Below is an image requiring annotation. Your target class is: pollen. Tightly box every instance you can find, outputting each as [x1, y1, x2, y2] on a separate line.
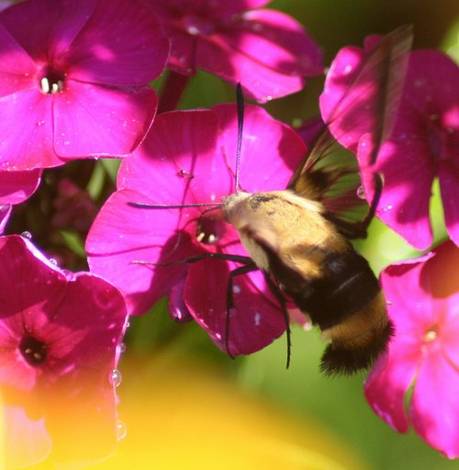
[423, 328, 438, 343]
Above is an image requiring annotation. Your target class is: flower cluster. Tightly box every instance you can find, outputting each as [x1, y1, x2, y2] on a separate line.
[1, 0, 459, 464]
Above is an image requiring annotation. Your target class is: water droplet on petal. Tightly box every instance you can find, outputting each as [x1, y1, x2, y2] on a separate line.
[21, 231, 32, 240]
[343, 64, 353, 74]
[49, 258, 58, 265]
[116, 420, 127, 441]
[118, 343, 127, 354]
[111, 369, 122, 388]
[264, 95, 273, 102]
[382, 204, 393, 213]
[356, 185, 366, 200]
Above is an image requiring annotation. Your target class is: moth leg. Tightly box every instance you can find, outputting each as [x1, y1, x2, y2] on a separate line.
[330, 172, 383, 240]
[262, 274, 292, 369]
[132, 252, 253, 267]
[225, 262, 258, 358]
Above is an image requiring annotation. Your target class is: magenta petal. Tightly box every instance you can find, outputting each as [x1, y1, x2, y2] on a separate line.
[185, 258, 285, 355]
[46, 272, 126, 374]
[0, 90, 59, 170]
[0, 204, 10, 233]
[214, 104, 307, 192]
[86, 189, 197, 315]
[196, 35, 306, 102]
[0, 169, 41, 204]
[53, 81, 157, 158]
[118, 109, 229, 203]
[411, 348, 459, 459]
[365, 339, 418, 432]
[0, 235, 68, 319]
[358, 132, 434, 250]
[0, 0, 96, 62]
[0, 23, 36, 97]
[67, 0, 169, 86]
[222, 9, 322, 77]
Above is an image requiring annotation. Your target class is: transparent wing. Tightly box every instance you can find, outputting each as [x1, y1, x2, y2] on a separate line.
[289, 25, 413, 232]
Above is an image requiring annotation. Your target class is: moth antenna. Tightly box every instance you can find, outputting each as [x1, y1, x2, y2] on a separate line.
[235, 83, 245, 193]
[128, 201, 224, 210]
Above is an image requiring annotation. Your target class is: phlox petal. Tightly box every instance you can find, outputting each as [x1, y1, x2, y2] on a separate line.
[86, 189, 198, 315]
[0, 23, 36, 97]
[118, 109, 229, 203]
[185, 258, 286, 355]
[218, 9, 322, 77]
[0, 89, 58, 170]
[53, 81, 157, 158]
[0, 169, 41, 204]
[66, 0, 169, 87]
[358, 131, 434, 250]
[365, 339, 419, 432]
[197, 37, 306, 102]
[214, 104, 307, 192]
[411, 348, 459, 459]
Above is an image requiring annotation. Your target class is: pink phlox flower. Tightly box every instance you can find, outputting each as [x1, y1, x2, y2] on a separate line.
[86, 105, 307, 356]
[147, 0, 323, 102]
[365, 241, 459, 459]
[0, 234, 128, 464]
[321, 40, 459, 249]
[0, 0, 169, 171]
[0, 168, 41, 232]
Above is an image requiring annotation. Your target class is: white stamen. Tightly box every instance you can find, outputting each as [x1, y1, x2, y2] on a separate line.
[40, 77, 50, 94]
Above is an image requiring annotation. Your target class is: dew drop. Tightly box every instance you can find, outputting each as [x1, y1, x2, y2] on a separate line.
[233, 284, 241, 294]
[264, 95, 273, 102]
[343, 64, 353, 74]
[111, 369, 122, 388]
[116, 420, 127, 441]
[356, 185, 366, 200]
[49, 258, 58, 265]
[118, 342, 127, 354]
[21, 231, 32, 240]
[36, 120, 45, 127]
[382, 204, 393, 213]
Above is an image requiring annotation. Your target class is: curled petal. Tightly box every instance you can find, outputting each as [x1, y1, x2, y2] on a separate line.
[0, 169, 41, 204]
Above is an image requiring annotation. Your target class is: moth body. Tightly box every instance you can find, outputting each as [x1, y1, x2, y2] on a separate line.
[223, 190, 391, 374]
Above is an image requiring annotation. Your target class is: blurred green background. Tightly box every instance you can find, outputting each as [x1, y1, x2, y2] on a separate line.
[114, 1, 459, 469]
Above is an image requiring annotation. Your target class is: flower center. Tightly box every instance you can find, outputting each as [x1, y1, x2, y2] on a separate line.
[423, 327, 438, 343]
[19, 335, 48, 366]
[39, 67, 65, 94]
[195, 211, 226, 245]
[182, 14, 216, 36]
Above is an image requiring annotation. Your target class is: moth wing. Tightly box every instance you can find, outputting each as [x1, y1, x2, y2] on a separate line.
[289, 25, 413, 226]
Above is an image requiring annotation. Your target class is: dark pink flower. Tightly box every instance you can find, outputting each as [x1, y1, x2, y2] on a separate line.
[0, 234, 128, 463]
[86, 105, 307, 355]
[148, 0, 323, 102]
[321, 44, 459, 250]
[0, 0, 169, 171]
[0, 168, 41, 232]
[365, 241, 459, 458]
